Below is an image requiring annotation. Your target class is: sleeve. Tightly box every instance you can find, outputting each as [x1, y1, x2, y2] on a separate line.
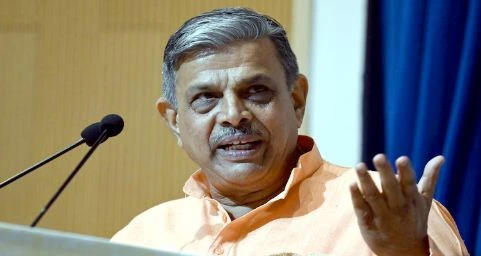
[110, 215, 152, 246]
[427, 200, 470, 255]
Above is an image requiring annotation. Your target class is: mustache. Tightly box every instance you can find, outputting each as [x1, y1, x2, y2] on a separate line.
[210, 125, 263, 147]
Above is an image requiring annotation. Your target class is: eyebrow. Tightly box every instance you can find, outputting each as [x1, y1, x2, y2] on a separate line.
[239, 74, 275, 86]
[186, 74, 275, 94]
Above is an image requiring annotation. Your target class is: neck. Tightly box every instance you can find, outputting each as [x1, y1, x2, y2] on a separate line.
[211, 146, 302, 220]
[213, 180, 288, 220]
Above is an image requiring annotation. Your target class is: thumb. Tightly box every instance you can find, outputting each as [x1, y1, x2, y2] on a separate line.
[418, 156, 445, 202]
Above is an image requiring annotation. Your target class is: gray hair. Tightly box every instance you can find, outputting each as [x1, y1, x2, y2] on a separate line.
[162, 7, 299, 108]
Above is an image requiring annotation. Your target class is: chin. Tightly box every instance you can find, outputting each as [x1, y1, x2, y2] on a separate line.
[217, 162, 272, 183]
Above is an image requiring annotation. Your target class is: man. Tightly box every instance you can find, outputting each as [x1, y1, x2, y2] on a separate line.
[112, 8, 468, 255]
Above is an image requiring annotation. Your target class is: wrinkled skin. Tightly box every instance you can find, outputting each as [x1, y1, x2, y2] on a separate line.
[157, 37, 440, 255]
[158, 38, 308, 216]
[350, 154, 445, 255]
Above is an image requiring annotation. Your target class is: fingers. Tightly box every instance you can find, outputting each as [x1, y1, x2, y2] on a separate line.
[350, 182, 373, 228]
[396, 156, 421, 200]
[353, 155, 442, 220]
[352, 156, 437, 254]
[373, 154, 405, 209]
[418, 156, 444, 200]
[354, 163, 388, 216]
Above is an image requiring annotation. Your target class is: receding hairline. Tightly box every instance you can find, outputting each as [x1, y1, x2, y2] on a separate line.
[176, 38, 286, 88]
[161, 7, 299, 108]
[173, 37, 287, 74]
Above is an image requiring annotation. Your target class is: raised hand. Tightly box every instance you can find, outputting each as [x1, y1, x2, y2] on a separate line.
[350, 154, 445, 256]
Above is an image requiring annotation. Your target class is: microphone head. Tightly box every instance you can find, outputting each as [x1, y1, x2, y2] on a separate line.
[100, 114, 124, 137]
[81, 123, 104, 146]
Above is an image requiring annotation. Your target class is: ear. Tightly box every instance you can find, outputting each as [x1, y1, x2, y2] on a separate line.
[290, 74, 309, 128]
[156, 97, 183, 147]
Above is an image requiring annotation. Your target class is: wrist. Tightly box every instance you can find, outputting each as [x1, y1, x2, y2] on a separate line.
[376, 237, 430, 256]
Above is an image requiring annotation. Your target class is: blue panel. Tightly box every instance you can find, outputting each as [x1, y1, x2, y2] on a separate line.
[363, 0, 481, 253]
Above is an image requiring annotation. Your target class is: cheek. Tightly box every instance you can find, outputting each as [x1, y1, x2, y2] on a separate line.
[178, 122, 211, 166]
[261, 104, 298, 135]
[178, 113, 214, 150]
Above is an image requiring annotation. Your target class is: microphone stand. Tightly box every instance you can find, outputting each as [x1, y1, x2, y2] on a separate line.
[30, 129, 109, 227]
[0, 139, 85, 189]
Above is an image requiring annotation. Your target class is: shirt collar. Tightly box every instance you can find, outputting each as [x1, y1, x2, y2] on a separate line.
[182, 135, 324, 199]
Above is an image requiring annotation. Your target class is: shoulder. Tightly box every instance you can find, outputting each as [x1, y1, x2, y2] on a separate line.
[312, 160, 359, 185]
[111, 196, 203, 243]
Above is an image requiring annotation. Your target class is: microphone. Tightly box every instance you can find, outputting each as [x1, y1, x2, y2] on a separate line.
[100, 114, 124, 137]
[81, 123, 104, 146]
[31, 114, 124, 227]
[0, 121, 104, 189]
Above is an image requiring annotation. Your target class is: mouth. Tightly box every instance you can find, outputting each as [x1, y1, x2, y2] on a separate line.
[215, 136, 263, 161]
[218, 140, 262, 151]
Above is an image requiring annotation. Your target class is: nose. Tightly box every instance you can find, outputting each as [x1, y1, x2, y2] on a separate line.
[217, 94, 253, 127]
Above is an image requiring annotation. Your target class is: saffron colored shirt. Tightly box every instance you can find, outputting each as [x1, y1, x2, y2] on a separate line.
[112, 136, 468, 256]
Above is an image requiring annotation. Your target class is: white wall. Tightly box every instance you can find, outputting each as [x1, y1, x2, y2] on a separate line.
[305, 0, 367, 167]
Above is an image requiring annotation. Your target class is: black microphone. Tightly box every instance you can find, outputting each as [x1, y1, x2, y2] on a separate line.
[31, 114, 124, 227]
[0, 122, 104, 189]
[81, 122, 105, 146]
[100, 114, 124, 137]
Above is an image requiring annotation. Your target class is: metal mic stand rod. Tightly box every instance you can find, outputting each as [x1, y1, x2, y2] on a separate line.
[30, 130, 108, 227]
[0, 138, 85, 189]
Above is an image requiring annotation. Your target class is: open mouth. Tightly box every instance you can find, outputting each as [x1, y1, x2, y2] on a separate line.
[218, 141, 262, 151]
[215, 137, 263, 160]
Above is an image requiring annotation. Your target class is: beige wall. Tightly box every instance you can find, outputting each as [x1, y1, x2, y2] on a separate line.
[0, 0, 294, 238]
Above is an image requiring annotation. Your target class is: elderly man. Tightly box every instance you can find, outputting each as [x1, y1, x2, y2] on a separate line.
[112, 7, 468, 255]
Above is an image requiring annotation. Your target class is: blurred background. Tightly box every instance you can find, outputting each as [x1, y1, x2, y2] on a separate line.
[0, 0, 479, 254]
[0, 0, 312, 238]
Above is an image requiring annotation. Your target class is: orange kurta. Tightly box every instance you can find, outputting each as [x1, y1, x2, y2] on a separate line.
[112, 136, 468, 255]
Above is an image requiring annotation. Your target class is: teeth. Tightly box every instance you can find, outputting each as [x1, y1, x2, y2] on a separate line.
[218, 141, 259, 150]
[225, 143, 253, 150]
[225, 141, 248, 146]
[219, 140, 259, 149]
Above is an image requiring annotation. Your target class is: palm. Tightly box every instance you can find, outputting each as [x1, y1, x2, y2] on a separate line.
[350, 154, 444, 256]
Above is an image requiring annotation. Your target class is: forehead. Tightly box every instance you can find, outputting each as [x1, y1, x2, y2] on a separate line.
[174, 38, 285, 90]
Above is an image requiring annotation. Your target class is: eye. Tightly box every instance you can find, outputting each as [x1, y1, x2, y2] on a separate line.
[191, 92, 220, 113]
[245, 85, 274, 104]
